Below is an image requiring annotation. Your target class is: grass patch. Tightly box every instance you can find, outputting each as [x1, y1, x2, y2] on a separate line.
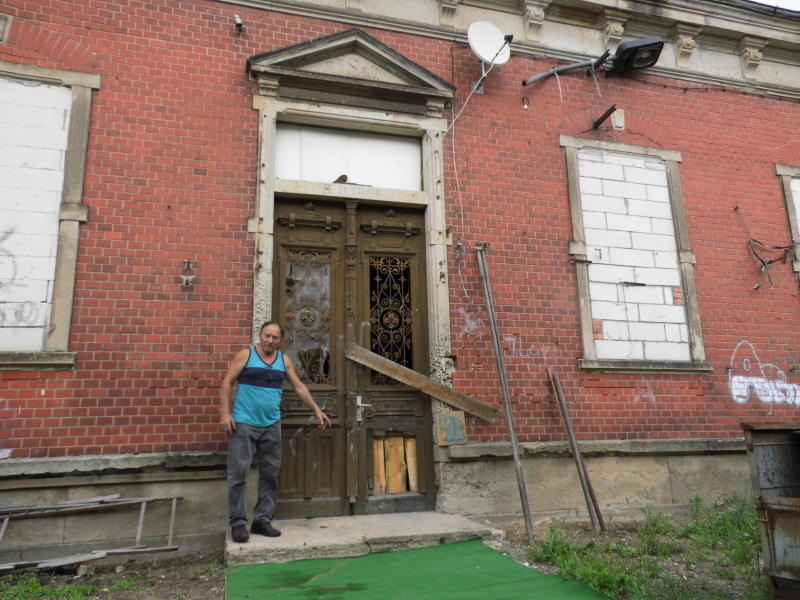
[0, 573, 96, 600]
[108, 578, 136, 592]
[195, 555, 224, 577]
[528, 495, 770, 600]
[532, 528, 645, 598]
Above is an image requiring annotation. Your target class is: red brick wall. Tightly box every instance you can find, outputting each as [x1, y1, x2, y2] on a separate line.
[445, 42, 800, 442]
[2, 0, 800, 458]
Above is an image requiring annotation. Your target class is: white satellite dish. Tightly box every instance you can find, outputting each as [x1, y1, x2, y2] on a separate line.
[467, 21, 512, 93]
[468, 21, 511, 66]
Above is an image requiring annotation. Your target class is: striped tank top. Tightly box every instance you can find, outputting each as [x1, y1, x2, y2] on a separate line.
[232, 347, 286, 427]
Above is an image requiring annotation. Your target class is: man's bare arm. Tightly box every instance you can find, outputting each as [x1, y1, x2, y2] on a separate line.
[219, 349, 249, 434]
[284, 355, 331, 428]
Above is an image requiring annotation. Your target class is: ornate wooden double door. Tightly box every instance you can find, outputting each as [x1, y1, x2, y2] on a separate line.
[272, 198, 434, 517]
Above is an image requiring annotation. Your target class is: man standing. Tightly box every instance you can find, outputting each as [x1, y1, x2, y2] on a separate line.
[220, 321, 331, 543]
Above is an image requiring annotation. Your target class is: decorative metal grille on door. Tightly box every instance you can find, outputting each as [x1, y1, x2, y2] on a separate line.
[369, 255, 413, 385]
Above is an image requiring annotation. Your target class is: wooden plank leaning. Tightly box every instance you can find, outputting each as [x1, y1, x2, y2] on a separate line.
[344, 343, 499, 423]
[547, 368, 606, 533]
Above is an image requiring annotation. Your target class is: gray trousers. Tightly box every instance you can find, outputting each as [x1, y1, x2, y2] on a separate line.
[227, 421, 282, 526]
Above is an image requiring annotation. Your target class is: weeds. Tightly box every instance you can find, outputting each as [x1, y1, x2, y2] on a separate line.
[528, 495, 770, 600]
[108, 578, 136, 592]
[681, 495, 761, 570]
[532, 528, 644, 598]
[0, 572, 95, 600]
[195, 555, 224, 577]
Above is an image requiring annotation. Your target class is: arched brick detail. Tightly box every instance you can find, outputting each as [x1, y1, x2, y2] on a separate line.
[558, 104, 678, 149]
[776, 141, 800, 167]
[7, 20, 95, 70]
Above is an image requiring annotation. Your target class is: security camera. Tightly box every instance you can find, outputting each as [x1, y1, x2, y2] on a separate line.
[234, 15, 243, 34]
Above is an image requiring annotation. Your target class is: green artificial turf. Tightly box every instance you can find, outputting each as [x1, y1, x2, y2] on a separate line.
[227, 538, 607, 599]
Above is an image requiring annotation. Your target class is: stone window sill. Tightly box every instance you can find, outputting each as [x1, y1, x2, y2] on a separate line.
[0, 352, 77, 370]
[579, 359, 712, 374]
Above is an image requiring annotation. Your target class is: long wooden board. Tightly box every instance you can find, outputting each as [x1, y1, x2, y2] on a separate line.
[344, 343, 500, 423]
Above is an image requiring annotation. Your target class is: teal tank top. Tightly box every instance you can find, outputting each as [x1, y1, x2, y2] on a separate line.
[232, 348, 286, 427]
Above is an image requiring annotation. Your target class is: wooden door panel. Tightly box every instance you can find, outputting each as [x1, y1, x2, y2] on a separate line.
[354, 206, 434, 514]
[276, 427, 345, 518]
[273, 199, 434, 517]
[273, 200, 347, 518]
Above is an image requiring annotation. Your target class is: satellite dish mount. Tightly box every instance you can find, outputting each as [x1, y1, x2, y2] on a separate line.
[467, 21, 513, 94]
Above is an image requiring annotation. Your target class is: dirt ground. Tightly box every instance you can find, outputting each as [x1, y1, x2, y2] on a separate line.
[7, 552, 228, 600]
[493, 514, 766, 600]
[3, 534, 536, 600]
[1, 515, 761, 600]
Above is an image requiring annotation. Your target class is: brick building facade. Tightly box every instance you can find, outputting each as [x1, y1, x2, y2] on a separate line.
[3, 0, 800, 555]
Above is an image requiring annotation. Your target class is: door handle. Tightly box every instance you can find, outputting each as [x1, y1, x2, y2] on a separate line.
[355, 395, 372, 424]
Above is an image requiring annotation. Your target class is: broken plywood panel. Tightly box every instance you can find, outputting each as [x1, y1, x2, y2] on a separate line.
[405, 436, 418, 492]
[373, 438, 386, 494]
[385, 435, 408, 493]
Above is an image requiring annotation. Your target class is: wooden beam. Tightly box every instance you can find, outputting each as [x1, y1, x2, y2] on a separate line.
[344, 343, 499, 422]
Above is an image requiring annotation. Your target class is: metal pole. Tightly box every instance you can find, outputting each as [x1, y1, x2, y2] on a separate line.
[522, 59, 594, 86]
[476, 244, 535, 545]
[548, 368, 605, 532]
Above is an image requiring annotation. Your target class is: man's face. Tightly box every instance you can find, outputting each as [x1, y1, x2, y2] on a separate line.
[259, 324, 282, 353]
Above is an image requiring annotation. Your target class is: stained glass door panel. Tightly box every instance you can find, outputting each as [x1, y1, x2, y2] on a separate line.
[273, 200, 346, 518]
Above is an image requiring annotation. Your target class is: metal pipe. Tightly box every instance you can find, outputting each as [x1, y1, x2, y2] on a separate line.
[135, 501, 147, 547]
[548, 368, 605, 532]
[476, 244, 535, 546]
[168, 498, 178, 547]
[522, 59, 594, 86]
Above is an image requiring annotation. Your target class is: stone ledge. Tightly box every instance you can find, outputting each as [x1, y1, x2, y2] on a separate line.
[0, 352, 76, 370]
[578, 359, 713, 373]
[444, 438, 746, 461]
[0, 452, 227, 479]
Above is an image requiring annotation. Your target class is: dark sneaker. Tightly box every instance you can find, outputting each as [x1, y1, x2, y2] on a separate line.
[251, 519, 281, 537]
[231, 524, 249, 543]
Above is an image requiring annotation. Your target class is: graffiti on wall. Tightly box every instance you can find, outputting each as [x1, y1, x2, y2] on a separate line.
[729, 340, 800, 405]
[0, 229, 42, 327]
[455, 308, 554, 360]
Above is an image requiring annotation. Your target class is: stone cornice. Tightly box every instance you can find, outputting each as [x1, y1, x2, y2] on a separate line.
[215, 0, 800, 98]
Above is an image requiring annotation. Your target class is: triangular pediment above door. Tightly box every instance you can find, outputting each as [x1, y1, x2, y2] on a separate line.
[247, 29, 453, 116]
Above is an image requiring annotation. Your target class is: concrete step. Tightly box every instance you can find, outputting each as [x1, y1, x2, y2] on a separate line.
[225, 511, 503, 566]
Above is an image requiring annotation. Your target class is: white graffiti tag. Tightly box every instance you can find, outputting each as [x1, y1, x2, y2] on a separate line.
[728, 341, 800, 405]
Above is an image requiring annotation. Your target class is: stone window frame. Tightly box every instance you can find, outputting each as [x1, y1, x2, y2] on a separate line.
[560, 135, 710, 373]
[250, 97, 453, 377]
[776, 164, 800, 277]
[0, 60, 100, 370]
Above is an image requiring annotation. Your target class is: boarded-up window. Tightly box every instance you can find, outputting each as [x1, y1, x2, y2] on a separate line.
[776, 164, 800, 288]
[561, 135, 708, 371]
[578, 148, 689, 362]
[0, 78, 71, 351]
